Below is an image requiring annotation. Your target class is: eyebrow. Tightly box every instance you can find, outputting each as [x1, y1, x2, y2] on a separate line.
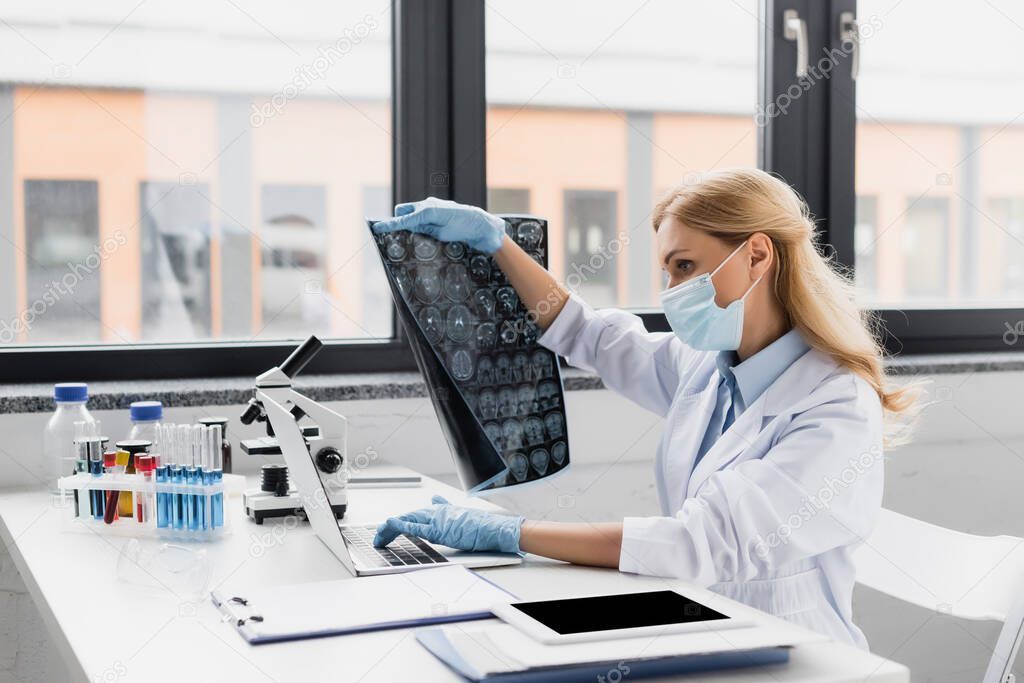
[662, 248, 692, 266]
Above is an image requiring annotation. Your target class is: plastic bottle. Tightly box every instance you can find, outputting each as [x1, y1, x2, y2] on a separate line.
[44, 383, 95, 495]
[128, 401, 163, 444]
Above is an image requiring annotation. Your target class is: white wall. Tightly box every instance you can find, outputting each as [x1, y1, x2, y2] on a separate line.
[2, 369, 1023, 682]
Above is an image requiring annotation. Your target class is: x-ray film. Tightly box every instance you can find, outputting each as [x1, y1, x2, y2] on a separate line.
[368, 216, 570, 492]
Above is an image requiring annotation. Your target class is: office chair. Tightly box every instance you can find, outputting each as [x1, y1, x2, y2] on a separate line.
[854, 508, 1024, 683]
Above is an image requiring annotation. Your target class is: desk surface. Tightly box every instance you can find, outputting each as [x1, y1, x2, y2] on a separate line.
[0, 471, 908, 683]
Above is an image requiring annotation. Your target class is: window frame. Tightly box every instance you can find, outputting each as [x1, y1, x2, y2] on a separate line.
[0, 0, 489, 383]
[784, 0, 1023, 355]
[1, 0, 1015, 384]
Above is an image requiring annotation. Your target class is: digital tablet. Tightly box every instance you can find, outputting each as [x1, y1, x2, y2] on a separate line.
[491, 589, 749, 644]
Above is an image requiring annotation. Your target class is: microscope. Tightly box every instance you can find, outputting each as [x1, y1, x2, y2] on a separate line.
[239, 335, 348, 524]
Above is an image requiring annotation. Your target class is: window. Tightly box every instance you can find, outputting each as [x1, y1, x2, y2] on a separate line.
[563, 190, 619, 307]
[854, 196, 878, 296]
[488, 188, 531, 215]
[484, 0, 758, 309]
[259, 184, 329, 339]
[1, 1, 392, 353]
[901, 198, 950, 302]
[855, 0, 1024, 308]
[3, 1, 1018, 380]
[23, 180, 101, 341]
[986, 198, 1024, 297]
[140, 182, 212, 339]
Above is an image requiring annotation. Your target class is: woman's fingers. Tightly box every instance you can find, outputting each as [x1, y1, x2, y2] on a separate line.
[398, 507, 435, 525]
[373, 518, 404, 547]
[371, 211, 423, 234]
[374, 505, 444, 547]
[373, 517, 435, 547]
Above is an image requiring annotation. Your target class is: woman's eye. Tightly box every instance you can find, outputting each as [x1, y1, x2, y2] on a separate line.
[675, 260, 694, 275]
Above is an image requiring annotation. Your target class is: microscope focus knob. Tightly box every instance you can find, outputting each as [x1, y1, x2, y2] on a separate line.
[315, 447, 343, 474]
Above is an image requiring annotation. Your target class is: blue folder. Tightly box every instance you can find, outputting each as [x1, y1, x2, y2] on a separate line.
[415, 628, 790, 682]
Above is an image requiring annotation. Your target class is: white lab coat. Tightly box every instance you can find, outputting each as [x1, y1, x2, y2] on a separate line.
[539, 295, 883, 648]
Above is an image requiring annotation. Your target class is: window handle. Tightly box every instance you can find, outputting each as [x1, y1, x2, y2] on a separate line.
[783, 9, 809, 79]
[839, 11, 860, 80]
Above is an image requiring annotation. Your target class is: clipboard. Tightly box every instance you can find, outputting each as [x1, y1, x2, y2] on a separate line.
[212, 565, 515, 644]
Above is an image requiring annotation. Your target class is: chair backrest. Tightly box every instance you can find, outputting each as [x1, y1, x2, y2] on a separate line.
[854, 508, 1024, 683]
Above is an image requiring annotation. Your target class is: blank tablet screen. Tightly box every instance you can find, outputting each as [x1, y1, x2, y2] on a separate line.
[509, 590, 729, 635]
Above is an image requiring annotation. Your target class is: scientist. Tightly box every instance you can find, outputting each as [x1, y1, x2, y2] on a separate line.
[372, 168, 916, 647]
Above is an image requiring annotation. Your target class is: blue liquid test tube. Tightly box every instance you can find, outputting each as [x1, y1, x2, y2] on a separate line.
[171, 425, 187, 530]
[89, 449, 104, 520]
[155, 460, 170, 528]
[210, 424, 224, 529]
[187, 424, 202, 532]
[153, 426, 168, 529]
[199, 424, 212, 532]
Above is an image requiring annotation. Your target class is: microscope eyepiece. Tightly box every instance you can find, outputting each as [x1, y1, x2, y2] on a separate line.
[280, 335, 323, 379]
[240, 398, 264, 425]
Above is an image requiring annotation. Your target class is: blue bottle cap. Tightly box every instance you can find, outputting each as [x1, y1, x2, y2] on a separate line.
[53, 383, 88, 403]
[130, 401, 163, 422]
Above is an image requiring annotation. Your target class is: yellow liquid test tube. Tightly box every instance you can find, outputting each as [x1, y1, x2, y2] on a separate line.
[115, 450, 133, 517]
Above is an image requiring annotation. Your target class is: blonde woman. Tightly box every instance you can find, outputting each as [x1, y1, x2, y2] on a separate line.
[372, 168, 915, 647]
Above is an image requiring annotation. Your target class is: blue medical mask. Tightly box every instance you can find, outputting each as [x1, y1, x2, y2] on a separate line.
[659, 241, 763, 351]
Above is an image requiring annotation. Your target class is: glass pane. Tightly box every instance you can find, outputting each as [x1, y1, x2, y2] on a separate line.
[855, 0, 1024, 308]
[0, 0, 392, 347]
[485, 0, 759, 309]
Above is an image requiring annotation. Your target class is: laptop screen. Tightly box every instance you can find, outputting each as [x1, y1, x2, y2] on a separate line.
[262, 392, 357, 574]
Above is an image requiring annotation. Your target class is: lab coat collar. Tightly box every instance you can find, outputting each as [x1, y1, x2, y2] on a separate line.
[686, 347, 842, 497]
[723, 328, 810, 411]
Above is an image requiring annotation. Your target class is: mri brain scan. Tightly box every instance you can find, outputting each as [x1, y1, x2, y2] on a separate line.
[371, 215, 570, 491]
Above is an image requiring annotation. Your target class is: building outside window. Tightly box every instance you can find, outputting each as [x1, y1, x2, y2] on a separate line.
[902, 197, 950, 302]
[854, 196, 879, 298]
[563, 190, 619, 308]
[259, 184, 328, 339]
[140, 182, 211, 339]
[23, 180, 101, 342]
[487, 188, 531, 215]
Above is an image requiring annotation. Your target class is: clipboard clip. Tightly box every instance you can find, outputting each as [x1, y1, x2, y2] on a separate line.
[217, 595, 263, 627]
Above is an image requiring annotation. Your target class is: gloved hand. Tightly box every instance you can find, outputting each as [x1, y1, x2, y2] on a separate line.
[371, 197, 507, 254]
[373, 495, 524, 554]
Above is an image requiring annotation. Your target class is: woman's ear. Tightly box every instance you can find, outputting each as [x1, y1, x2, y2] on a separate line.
[747, 233, 773, 277]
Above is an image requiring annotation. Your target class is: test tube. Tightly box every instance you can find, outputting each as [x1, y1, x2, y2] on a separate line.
[199, 425, 211, 531]
[208, 424, 224, 529]
[188, 424, 203, 531]
[88, 445, 104, 521]
[171, 425, 187, 530]
[102, 451, 121, 525]
[155, 425, 170, 529]
[135, 455, 155, 525]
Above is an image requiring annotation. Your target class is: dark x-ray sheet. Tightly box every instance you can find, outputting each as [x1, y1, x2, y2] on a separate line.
[368, 215, 570, 493]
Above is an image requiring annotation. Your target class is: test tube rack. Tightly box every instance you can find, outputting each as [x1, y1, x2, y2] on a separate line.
[57, 472, 229, 541]
[56, 421, 229, 542]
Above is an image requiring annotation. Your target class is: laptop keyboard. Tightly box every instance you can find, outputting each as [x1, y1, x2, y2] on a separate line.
[341, 525, 449, 568]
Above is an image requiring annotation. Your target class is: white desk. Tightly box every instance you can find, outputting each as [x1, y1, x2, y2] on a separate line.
[0, 472, 908, 683]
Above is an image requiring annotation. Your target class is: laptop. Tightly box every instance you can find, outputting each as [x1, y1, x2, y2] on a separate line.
[278, 431, 522, 576]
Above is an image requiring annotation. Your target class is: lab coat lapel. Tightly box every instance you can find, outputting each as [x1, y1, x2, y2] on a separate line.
[661, 379, 719, 514]
[684, 349, 838, 499]
[685, 395, 766, 498]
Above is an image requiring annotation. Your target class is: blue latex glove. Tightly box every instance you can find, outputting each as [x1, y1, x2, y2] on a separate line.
[373, 495, 524, 554]
[371, 197, 507, 254]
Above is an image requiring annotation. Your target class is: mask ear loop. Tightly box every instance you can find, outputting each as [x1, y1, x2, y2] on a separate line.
[710, 240, 749, 278]
[739, 273, 764, 301]
[711, 240, 764, 303]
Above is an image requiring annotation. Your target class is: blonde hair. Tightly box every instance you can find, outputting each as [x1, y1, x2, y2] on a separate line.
[653, 168, 919, 444]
